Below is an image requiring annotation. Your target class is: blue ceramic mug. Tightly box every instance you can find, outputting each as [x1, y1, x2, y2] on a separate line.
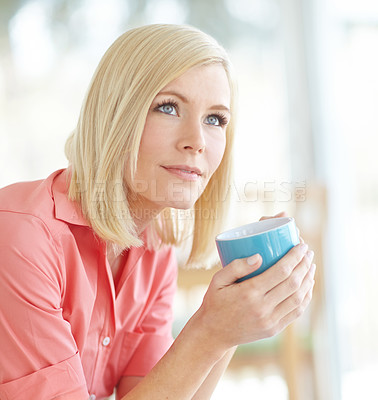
[215, 217, 300, 282]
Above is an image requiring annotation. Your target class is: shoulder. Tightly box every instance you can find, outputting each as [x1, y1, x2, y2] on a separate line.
[0, 170, 63, 223]
[0, 169, 72, 238]
[0, 171, 70, 282]
[0, 210, 60, 251]
[0, 211, 65, 289]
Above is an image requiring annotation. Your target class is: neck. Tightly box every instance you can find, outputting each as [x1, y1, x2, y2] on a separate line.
[106, 193, 164, 267]
[128, 193, 164, 236]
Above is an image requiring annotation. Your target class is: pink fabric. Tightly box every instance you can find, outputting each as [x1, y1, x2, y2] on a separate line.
[0, 169, 177, 400]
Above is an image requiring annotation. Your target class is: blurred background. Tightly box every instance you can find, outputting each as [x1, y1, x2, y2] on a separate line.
[1, 0, 378, 399]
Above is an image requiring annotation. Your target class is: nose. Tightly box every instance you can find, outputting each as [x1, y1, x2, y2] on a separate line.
[177, 120, 206, 154]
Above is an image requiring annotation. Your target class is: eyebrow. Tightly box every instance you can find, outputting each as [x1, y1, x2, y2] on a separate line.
[157, 90, 231, 114]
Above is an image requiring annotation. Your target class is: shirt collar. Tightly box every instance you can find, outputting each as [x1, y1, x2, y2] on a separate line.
[51, 168, 90, 227]
[51, 168, 150, 246]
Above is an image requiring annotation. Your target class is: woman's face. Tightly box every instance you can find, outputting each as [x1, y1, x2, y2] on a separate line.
[129, 63, 231, 212]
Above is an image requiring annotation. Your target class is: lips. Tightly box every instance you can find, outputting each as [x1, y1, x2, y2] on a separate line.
[161, 165, 203, 181]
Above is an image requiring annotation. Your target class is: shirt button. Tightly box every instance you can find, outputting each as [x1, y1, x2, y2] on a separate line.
[89, 395, 96, 400]
[102, 336, 111, 346]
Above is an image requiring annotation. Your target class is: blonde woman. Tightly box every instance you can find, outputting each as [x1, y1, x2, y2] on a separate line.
[0, 24, 315, 400]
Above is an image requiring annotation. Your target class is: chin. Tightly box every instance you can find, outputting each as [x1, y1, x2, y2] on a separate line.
[164, 199, 198, 210]
[159, 185, 203, 210]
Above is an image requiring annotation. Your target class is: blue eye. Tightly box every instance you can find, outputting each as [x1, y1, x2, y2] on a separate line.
[206, 115, 220, 126]
[205, 114, 228, 127]
[156, 101, 178, 116]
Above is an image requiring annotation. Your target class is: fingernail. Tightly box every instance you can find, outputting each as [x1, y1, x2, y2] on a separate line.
[247, 254, 260, 265]
[310, 263, 316, 277]
[300, 243, 308, 253]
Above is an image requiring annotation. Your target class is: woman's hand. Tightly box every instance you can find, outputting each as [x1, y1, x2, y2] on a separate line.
[194, 212, 315, 353]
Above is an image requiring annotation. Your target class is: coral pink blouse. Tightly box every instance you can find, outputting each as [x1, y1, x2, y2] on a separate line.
[0, 169, 177, 400]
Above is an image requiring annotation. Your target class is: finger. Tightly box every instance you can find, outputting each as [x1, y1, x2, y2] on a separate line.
[275, 211, 289, 218]
[253, 243, 308, 291]
[212, 254, 262, 288]
[276, 276, 315, 330]
[259, 211, 288, 221]
[271, 263, 316, 318]
[265, 250, 314, 306]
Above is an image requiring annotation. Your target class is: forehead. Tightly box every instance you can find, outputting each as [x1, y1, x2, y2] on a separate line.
[160, 64, 231, 106]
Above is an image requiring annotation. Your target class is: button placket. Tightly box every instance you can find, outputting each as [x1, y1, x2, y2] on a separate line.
[102, 336, 111, 347]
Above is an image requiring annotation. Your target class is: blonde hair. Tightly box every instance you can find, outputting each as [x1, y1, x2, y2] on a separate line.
[65, 23, 236, 267]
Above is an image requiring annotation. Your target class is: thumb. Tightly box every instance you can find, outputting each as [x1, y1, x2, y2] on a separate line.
[215, 254, 262, 287]
[260, 211, 288, 221]
[274, 211, 288, 218]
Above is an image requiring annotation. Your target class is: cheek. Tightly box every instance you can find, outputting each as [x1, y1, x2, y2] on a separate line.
[207, 136, 227, 173]
[138, 116, 174, 161]
[139, 130, 159, 155]
[136, 126, 164, 169]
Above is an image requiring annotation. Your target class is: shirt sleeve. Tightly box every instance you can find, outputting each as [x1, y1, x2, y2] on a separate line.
[0, 211, 88, 400]
[122, 246, 178, 377]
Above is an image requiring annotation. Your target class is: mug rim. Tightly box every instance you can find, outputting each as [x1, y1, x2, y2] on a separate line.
[215, 217, 294, 241]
